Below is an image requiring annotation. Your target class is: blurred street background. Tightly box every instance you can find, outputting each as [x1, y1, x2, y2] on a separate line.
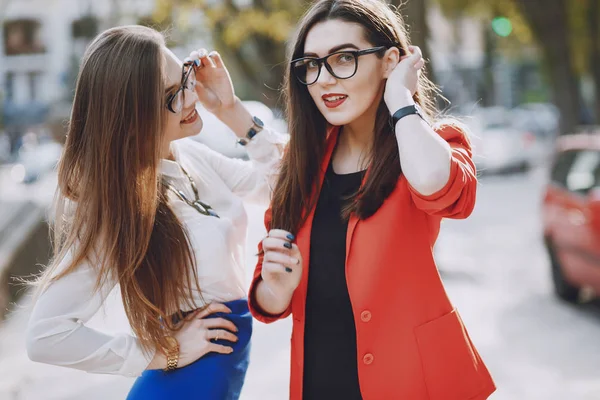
[1, 0, 600, 399]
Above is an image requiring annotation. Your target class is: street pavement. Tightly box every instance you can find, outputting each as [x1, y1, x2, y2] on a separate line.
[0, 166, 599, 399]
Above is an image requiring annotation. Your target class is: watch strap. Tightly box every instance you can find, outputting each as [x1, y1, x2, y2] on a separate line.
[237, 116, 264, 146]
[391, 104, 424, 126]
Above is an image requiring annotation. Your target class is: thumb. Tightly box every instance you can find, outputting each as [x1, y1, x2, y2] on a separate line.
[407, 46, 423, 65]
[195, 81, 218, 107]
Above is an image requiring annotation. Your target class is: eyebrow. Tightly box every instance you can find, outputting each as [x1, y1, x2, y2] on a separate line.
[303, 43, 360, 57]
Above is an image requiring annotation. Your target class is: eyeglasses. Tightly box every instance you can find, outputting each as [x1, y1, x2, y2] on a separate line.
[166, 61, 197, 114]
[291, 46, 388, 86]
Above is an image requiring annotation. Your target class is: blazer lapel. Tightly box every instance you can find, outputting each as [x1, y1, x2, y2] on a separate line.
[294, 126, 340, 318]
[346, 160, 372, 265]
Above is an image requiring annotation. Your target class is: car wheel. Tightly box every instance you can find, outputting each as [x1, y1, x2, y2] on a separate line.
[545, 238, 580, 303]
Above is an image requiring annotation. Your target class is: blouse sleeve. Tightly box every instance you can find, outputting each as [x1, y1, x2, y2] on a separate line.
[25, 254, 155, 377]
[183, 128, 288, 206]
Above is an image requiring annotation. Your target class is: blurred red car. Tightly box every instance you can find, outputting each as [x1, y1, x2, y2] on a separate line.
[542, 132, 600, 302]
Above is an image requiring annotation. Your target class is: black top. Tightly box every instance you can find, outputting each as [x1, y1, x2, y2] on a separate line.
[302, 163, 365, 400]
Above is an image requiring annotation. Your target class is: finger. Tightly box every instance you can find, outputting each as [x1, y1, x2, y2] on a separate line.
[196, 303, 232, 319]
[409, 46, 423, 63]
[208, 343, 234, 355]
[209, 51, 224, 69]
[189, 51, 200, 61]
[414, 58, 426, 70]
[263, 261, 294, 274]
[202, 317, 238, 332]
[289, 243, 302, 259]
[268, 229, 296, 242]
[198, 48, 216, 68]
[263, 237, 293, 252]
[207, 329, 238, 342]
[263, 250, 300, 267]
[408, 45, 422, 56]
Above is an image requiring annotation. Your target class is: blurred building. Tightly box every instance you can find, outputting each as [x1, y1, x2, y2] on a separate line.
[427, 4, 543, 111]
[0, 0, 545, 146]
[0, 0, 156, 149]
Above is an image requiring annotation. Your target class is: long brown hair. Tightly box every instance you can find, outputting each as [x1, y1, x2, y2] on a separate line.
[35, 26, 201, 353]
[270, 0, 440, 232]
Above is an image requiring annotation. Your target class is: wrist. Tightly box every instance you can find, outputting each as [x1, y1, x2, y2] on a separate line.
[214, 97, 258, 140]
[163, 336, 179, 372]
[387, 87, 414, 112]
[214, 96, 241, 117]
[260, 279, 293, 312]
[147, 350, 168, 371]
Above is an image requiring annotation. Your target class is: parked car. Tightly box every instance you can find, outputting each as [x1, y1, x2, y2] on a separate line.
[510, 104, 559, 167]
[193, 100, 287, 159]
[468, 107, 534, 174]
[542, 132, 600, 302]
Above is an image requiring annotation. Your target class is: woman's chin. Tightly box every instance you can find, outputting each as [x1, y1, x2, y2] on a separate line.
[181, 118, 203, 138]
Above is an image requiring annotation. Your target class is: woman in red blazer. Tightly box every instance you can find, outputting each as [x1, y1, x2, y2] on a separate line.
[249, 1, 496, 399]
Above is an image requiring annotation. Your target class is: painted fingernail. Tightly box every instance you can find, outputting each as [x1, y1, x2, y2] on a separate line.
[285, 267, 293, 273]
[286, 233, 295, 241]
[283, 242, 292, 249]
[194, 59, 201, 67]
[290, 257, 299, 265]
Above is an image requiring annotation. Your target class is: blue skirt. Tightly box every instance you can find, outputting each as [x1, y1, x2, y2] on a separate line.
[126, 299, 252, 400]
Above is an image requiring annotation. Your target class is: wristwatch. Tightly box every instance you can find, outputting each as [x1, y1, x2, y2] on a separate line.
[391, 104, 425, 126]
[237, 116, 264, 146]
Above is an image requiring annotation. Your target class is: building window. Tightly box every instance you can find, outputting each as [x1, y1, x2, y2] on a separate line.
[28, 71, 42, 102]
[72, 16, 98, 39]
[5, 72, 15, 102]
[3, 19, 45, 55]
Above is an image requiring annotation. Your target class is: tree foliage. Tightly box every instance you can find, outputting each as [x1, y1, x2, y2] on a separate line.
[436, 0, 600, 133]
[152, 0, 308, 108]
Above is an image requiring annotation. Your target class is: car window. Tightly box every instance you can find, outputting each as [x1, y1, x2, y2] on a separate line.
[565, 150, 600, 195]
[551, 150, 578, 187]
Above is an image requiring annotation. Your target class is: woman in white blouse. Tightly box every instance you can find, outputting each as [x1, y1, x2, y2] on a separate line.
[25, 25, 295, 399]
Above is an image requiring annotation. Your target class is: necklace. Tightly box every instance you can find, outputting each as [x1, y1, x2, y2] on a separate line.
[164, 164, 219, 218]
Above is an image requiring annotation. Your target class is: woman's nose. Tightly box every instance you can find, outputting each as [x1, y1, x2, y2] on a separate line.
[317, 65, 337, 86]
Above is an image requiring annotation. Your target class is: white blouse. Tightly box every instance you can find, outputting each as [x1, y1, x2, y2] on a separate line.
[25, 128, 287, 377]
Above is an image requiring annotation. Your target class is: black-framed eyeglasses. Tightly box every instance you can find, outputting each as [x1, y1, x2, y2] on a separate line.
[291, 46, 389, 86]
[166, 61, 197, 114]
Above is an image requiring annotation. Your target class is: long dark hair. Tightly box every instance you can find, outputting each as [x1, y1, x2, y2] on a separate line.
[35, 26, 201, 353]
[270, 0, 440, 233]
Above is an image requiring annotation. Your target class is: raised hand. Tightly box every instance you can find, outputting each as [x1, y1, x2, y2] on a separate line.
[384, 45, 426, 112]
[186, 49, 236, 115]
[260, 229, 303, 299]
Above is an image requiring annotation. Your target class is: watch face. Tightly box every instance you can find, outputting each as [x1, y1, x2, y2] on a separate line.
[252, 115, 264, 128]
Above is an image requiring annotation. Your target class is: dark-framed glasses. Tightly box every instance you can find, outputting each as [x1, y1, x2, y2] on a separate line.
[291, 46, 388, 86]
[166, 61, 197, 114]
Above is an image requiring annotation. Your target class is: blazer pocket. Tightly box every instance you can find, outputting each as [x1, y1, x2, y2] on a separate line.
[414, 309, 485, 400]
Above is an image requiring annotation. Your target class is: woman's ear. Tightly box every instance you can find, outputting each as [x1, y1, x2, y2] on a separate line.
[382, 47, 401, 78]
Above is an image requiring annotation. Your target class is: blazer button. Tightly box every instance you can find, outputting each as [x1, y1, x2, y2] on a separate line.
[363, 353, 374, 365]
[360, 310, 371, 322]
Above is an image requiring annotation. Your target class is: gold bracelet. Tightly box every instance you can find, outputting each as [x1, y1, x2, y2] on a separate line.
[163, 336, 180, 372]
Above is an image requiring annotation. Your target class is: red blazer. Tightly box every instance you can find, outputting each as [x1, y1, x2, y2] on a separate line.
[249, 125, 496, 400]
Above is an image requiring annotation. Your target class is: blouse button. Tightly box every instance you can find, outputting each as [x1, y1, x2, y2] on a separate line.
[360, 310, 372, 322]
[363, 353, 374, 365]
